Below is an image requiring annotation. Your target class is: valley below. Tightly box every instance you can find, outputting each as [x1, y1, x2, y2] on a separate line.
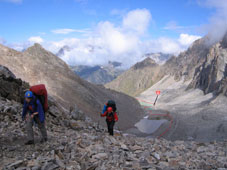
[134, 75, 227, 142]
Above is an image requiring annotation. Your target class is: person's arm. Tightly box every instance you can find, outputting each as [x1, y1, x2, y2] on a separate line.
[102, 104, 107, 114]
[101, 111, 107, 117]
[30, 111, 38, 118]
[114, 112, 118, 122]
[32, 100, 45, 123]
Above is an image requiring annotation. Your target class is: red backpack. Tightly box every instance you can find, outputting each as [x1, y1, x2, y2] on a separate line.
[30, 84, 48, 112]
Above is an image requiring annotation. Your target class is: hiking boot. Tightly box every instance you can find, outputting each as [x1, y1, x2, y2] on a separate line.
[25, 140, 34, 145]
[40, 138, 47, 144]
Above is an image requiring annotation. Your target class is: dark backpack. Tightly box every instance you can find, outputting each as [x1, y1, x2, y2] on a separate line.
[34, 95, 45, 112]
[107, 111, 114, 119]
[106, 100, 117, 112]
[30, 84, 48, 113]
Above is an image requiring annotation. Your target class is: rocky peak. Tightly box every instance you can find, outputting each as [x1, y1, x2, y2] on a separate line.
[133, 57, 157, 70]
[56, 45, 71, 57]
[143, 52, 172, 64]
[220, 32, 227, 48]
[108, 61, 122, 68]
[25, 43, 50, 55]
[189, 41, 227, 96]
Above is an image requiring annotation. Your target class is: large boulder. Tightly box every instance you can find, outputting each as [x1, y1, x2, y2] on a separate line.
[0, 65, 29, 103]
[70, 104, 86, 121]
[0, 65, 16, 78]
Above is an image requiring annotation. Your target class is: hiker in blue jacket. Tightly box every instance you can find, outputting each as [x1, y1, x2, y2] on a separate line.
[22, 91, 47, 145]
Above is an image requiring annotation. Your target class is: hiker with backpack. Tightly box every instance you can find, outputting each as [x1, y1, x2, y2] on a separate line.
[22, 85, 48, 145]
[101, 100, 118, 136]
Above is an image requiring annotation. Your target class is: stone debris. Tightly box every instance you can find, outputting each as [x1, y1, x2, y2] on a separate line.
[0, 66, 227, 169]
[0, 97, 227, 170]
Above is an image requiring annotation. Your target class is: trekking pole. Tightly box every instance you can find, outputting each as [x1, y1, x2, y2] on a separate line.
[153, 91, 161, 106]
[153, 95, 159, 106]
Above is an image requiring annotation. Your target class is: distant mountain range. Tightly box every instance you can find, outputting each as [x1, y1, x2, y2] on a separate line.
[56, 46, 172, 85]
[105, 57, 162, 96]
[70, 61, 124, 84]
[143, 52, 172, 65]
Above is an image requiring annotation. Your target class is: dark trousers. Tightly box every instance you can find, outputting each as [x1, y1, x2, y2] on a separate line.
[26, 115, 47, 141]
[106, 120, 115, 136]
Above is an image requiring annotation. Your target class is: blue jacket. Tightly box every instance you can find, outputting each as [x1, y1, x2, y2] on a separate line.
[102, 104, 107, 115]
[22, 96, 45, 123]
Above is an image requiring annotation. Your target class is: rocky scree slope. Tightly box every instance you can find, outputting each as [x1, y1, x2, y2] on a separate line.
[0, 43, 143, 130]
[0, 67, 227, 170]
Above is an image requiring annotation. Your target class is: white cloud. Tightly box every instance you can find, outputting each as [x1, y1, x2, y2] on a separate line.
[123, 9, 152, 34]
[9, 36, 44, 51]
[44, 9, 154, 67]
[143, 34, 200, 55]
[200, 0, 227, 44]
[178, 34, 201, 46]
[51, 28, 90, 35]
[95, 21, 138, 55]
[44, 9, 200, 68]
[28, 36, 44, 44]
[8, 9, 201, 68]
[153, 38, 182, 54]
[9, 42, 30, 51]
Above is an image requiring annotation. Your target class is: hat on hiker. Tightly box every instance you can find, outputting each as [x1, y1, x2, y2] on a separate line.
[25, 91, 33, 98]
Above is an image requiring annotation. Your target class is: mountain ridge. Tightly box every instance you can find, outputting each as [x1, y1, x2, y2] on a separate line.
[107, 34, 227, 97]
[105, 57, 163, 96]
[71, 62, 124, 84]
[0, 43, 143, 130]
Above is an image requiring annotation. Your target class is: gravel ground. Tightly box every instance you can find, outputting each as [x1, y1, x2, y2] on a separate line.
[138, 75, 227, 142]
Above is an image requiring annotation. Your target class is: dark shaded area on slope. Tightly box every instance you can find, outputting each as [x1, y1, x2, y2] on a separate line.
[0, 65, 29, 103]
[187, 35, 227, 96]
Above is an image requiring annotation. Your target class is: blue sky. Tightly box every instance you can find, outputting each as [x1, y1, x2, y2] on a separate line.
[0, 0, 213, 42]
[0, 0, 226, 67]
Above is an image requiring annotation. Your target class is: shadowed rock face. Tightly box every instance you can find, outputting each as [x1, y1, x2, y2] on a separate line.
[0, 65, 29, 103]
[0, 66, 16, 78]
[0, 43, 143, 130]
[188, 36, 227, 96]
[162, 36, 211, 82]
[161, 34, 227, 96]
